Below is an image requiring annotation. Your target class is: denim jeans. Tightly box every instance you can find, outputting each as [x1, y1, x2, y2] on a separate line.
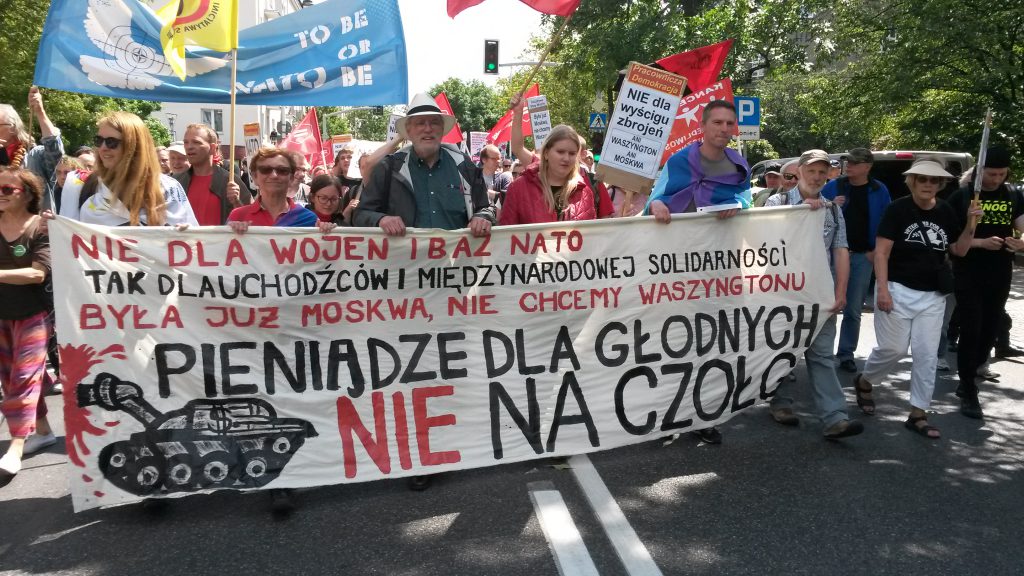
[771, 314, 850, 427]
[836, 252, 874, 361]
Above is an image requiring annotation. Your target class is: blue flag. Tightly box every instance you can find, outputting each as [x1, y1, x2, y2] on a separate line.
[34, 0, 408, 106]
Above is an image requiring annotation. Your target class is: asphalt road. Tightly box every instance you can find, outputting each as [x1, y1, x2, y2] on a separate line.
[3, 274, 1023, 576]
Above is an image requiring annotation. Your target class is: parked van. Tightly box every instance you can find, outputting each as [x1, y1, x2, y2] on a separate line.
[751, 151, 975, 199]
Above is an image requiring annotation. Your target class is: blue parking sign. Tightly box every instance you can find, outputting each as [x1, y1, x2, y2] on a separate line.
[734, 97, 760, 140]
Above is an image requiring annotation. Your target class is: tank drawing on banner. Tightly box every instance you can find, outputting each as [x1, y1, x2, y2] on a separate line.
[77, 373, 318, 496]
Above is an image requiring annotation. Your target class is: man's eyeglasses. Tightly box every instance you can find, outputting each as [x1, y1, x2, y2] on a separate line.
[256, 165, 294, 176]
[914, 175, 945, 185]
[93, 135, 122, 149]
[783, 173, 799, 181]
[0, 185, 24, 196]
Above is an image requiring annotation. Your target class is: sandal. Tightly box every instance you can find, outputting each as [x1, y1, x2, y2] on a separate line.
[853, 374, 875, 415]
[904, 415, 940, 439]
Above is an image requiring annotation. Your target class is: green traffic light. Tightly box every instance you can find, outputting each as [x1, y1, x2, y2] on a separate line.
[487, 64, 496, 70]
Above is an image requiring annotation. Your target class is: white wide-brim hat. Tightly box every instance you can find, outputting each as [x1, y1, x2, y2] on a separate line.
[903, 159, 953, 179]
[396, 92, 457, 139]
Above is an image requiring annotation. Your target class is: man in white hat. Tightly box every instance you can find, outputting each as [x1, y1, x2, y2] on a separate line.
[354, 92, 495, 237]
[763, 149, 863, 439]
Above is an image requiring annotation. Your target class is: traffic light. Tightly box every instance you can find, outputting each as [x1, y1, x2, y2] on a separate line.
[484, 40, 499, 75]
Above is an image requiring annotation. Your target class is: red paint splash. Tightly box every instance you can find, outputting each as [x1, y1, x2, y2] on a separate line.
[82, 474, 93, 482]
[93, 491, 105, 498]
[60, 344, 127, 468]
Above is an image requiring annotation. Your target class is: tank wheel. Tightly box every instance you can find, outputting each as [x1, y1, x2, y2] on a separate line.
[107, 449, 128, 469]
[166, 459, 193, 487]
[271, 437, 291, 454]
[202, 458, 231, 485]
[131, 457, 163, 494]
[245, 457, 268, 479]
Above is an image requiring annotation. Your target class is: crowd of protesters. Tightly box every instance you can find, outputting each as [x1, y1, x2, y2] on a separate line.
[0, 88, 1021, 519]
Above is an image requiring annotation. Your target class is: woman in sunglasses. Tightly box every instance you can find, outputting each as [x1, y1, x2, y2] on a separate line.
[853, 159, 981, 439]
[56, 112, 197, 226]
[0, 168, 55, 476]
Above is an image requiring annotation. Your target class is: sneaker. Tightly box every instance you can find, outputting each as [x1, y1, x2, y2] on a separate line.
[960, 396, 984, 419]
[770, 407, 800, 426]
[23, 433, 57, 455]
[691, 427, 723, 444]
[0, 452, 23, 476]
[936, 358, 951, 372]
[823, 419, 865, 440]
[838, 359, 858, 373]
[995, 346, 1024, 358]
[976, 367, 1001, 381]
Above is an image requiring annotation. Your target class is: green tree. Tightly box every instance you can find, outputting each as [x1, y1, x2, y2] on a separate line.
[318, 107, 393, 141]
[428, 78, 504, 134]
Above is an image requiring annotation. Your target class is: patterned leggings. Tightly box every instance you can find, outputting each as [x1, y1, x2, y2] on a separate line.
[0, 311, 49, 438]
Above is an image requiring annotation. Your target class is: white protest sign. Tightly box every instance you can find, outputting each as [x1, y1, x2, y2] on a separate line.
[527, 95, 552, 148]
[51, 209, 831, 512]
[386, 113, 403, 141]
[598, 62, 687, 193]
[243, 123, 262, 160]
[470, 132, 489, 160]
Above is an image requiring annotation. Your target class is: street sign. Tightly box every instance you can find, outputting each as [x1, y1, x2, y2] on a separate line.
[734, 96, 760, 141]
[588, 113, 608, 132]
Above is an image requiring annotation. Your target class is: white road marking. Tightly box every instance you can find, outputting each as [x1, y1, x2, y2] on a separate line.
[528, 482, 600, 576]
[569, 454, 664, 576]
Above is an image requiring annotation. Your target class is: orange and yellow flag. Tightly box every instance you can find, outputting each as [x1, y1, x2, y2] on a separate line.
[155, 0, 239, 80]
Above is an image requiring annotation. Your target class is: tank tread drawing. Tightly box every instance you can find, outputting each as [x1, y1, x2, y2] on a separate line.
[78, 373, 317, 496]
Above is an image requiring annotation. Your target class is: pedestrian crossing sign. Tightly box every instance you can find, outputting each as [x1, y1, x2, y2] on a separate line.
[589, 113, 607, 131]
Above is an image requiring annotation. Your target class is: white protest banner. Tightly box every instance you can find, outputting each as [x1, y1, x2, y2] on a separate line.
[527, 95, 553, 149]
[387, 114, 403, 142]
[243, 123, 262, 160]
[52, 208, 832, 511]
[597, 62, 687, 193]
[470, 132, 489, 161]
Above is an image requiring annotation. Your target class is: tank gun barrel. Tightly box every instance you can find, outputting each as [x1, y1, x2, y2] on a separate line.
[77, 373, 161, 426]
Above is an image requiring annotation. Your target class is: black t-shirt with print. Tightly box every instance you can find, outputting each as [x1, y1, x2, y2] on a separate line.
[947, 184, 1024, 276]
[877, 196, 961, 292]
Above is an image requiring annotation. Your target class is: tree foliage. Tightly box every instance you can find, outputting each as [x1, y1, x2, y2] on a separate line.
[428, 78, 504, 134]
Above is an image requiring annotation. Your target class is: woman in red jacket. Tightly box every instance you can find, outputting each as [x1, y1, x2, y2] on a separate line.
[499, 125, 596, 225]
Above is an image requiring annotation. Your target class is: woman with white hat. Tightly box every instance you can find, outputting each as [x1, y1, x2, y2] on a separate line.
[852, 158, 982, 438]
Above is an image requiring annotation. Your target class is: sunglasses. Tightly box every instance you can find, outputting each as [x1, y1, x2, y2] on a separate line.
[914, 175, 945, 185]
[93, 135, 122, 149]
[783, 174, 799, 181]
[256, 165, 294, 176]
[0, 185, 23, 196]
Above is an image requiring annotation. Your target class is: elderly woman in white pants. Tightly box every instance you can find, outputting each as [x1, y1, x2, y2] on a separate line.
[853, 159, 981, 438]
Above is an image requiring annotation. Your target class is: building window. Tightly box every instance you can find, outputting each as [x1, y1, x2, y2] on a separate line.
[201, 109, 224, 133]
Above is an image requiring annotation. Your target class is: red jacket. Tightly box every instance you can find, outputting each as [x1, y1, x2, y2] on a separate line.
[499, 164, 597, 225]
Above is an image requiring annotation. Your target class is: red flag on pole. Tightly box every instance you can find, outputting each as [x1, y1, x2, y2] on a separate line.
[486, 84, 540, 145]
[448, 0, 580, 17]
[278, 108, 323, 159]
[655, 39, 734, 91]
[434, 92, 465, 144]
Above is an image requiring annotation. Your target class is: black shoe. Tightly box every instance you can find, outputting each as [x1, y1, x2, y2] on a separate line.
[838, 359, 857, 373]
[823, 418, 864, 440]
[995, 346, 1024, 358]
[960, 396, 984, 419]
[407, 475, 433, 491]
[269, 489, 295, 515]
[691, 427, 723, 444]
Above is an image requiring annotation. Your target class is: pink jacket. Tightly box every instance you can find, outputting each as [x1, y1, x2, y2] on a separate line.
[499, 164, 597, 225]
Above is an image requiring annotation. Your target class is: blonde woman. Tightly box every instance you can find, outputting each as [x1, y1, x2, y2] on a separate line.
[57, 112, 196, 226]
[498, 124, 596, 225]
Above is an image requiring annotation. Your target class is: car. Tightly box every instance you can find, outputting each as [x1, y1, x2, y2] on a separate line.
[750, 151, 975, 200]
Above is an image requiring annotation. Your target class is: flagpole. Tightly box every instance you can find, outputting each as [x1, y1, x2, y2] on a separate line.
[228, 49, 238, 177]
[317, 108, 329, 170]
[517, 12, 573, 97]
[970, 108, 992, 230]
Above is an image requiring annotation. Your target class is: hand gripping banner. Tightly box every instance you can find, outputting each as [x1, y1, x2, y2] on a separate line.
[51, 208, 832, 511]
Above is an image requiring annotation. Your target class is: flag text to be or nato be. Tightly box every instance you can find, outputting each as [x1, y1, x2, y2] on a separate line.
[238, 8, 374, 95]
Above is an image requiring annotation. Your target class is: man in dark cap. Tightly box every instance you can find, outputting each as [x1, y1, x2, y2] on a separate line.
[947, 146, 1024, 419]
[822, 148, 891, 373]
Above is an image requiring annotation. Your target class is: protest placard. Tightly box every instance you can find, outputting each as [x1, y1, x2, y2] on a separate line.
[387, 114, 403, 142]
[52, 208, 831, 511]
[661, 79, 735, 165]
[527, 95, 553, 148]
[243, 123, 262, 160]
[597, 62, 686, 193]
[470, 132, 489, 161]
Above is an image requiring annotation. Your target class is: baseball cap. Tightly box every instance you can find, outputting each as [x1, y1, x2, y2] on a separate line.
[847, 148, 874, 163]
[799, 149, 830, 166]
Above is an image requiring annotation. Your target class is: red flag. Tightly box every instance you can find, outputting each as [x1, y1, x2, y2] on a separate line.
[434, 92, 464, 144]
[656, 40, 733, 92]
[278, 108, 323, 159]
[661, 79, 735, 165]
[448, 0, 580, 17]
[486, 84, 540, 145]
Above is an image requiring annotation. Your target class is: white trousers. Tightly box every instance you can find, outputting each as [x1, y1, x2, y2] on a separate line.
[862, 282, 946, 410]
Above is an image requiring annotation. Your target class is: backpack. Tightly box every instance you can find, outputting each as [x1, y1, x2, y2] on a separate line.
[583, 170, 602, 216]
